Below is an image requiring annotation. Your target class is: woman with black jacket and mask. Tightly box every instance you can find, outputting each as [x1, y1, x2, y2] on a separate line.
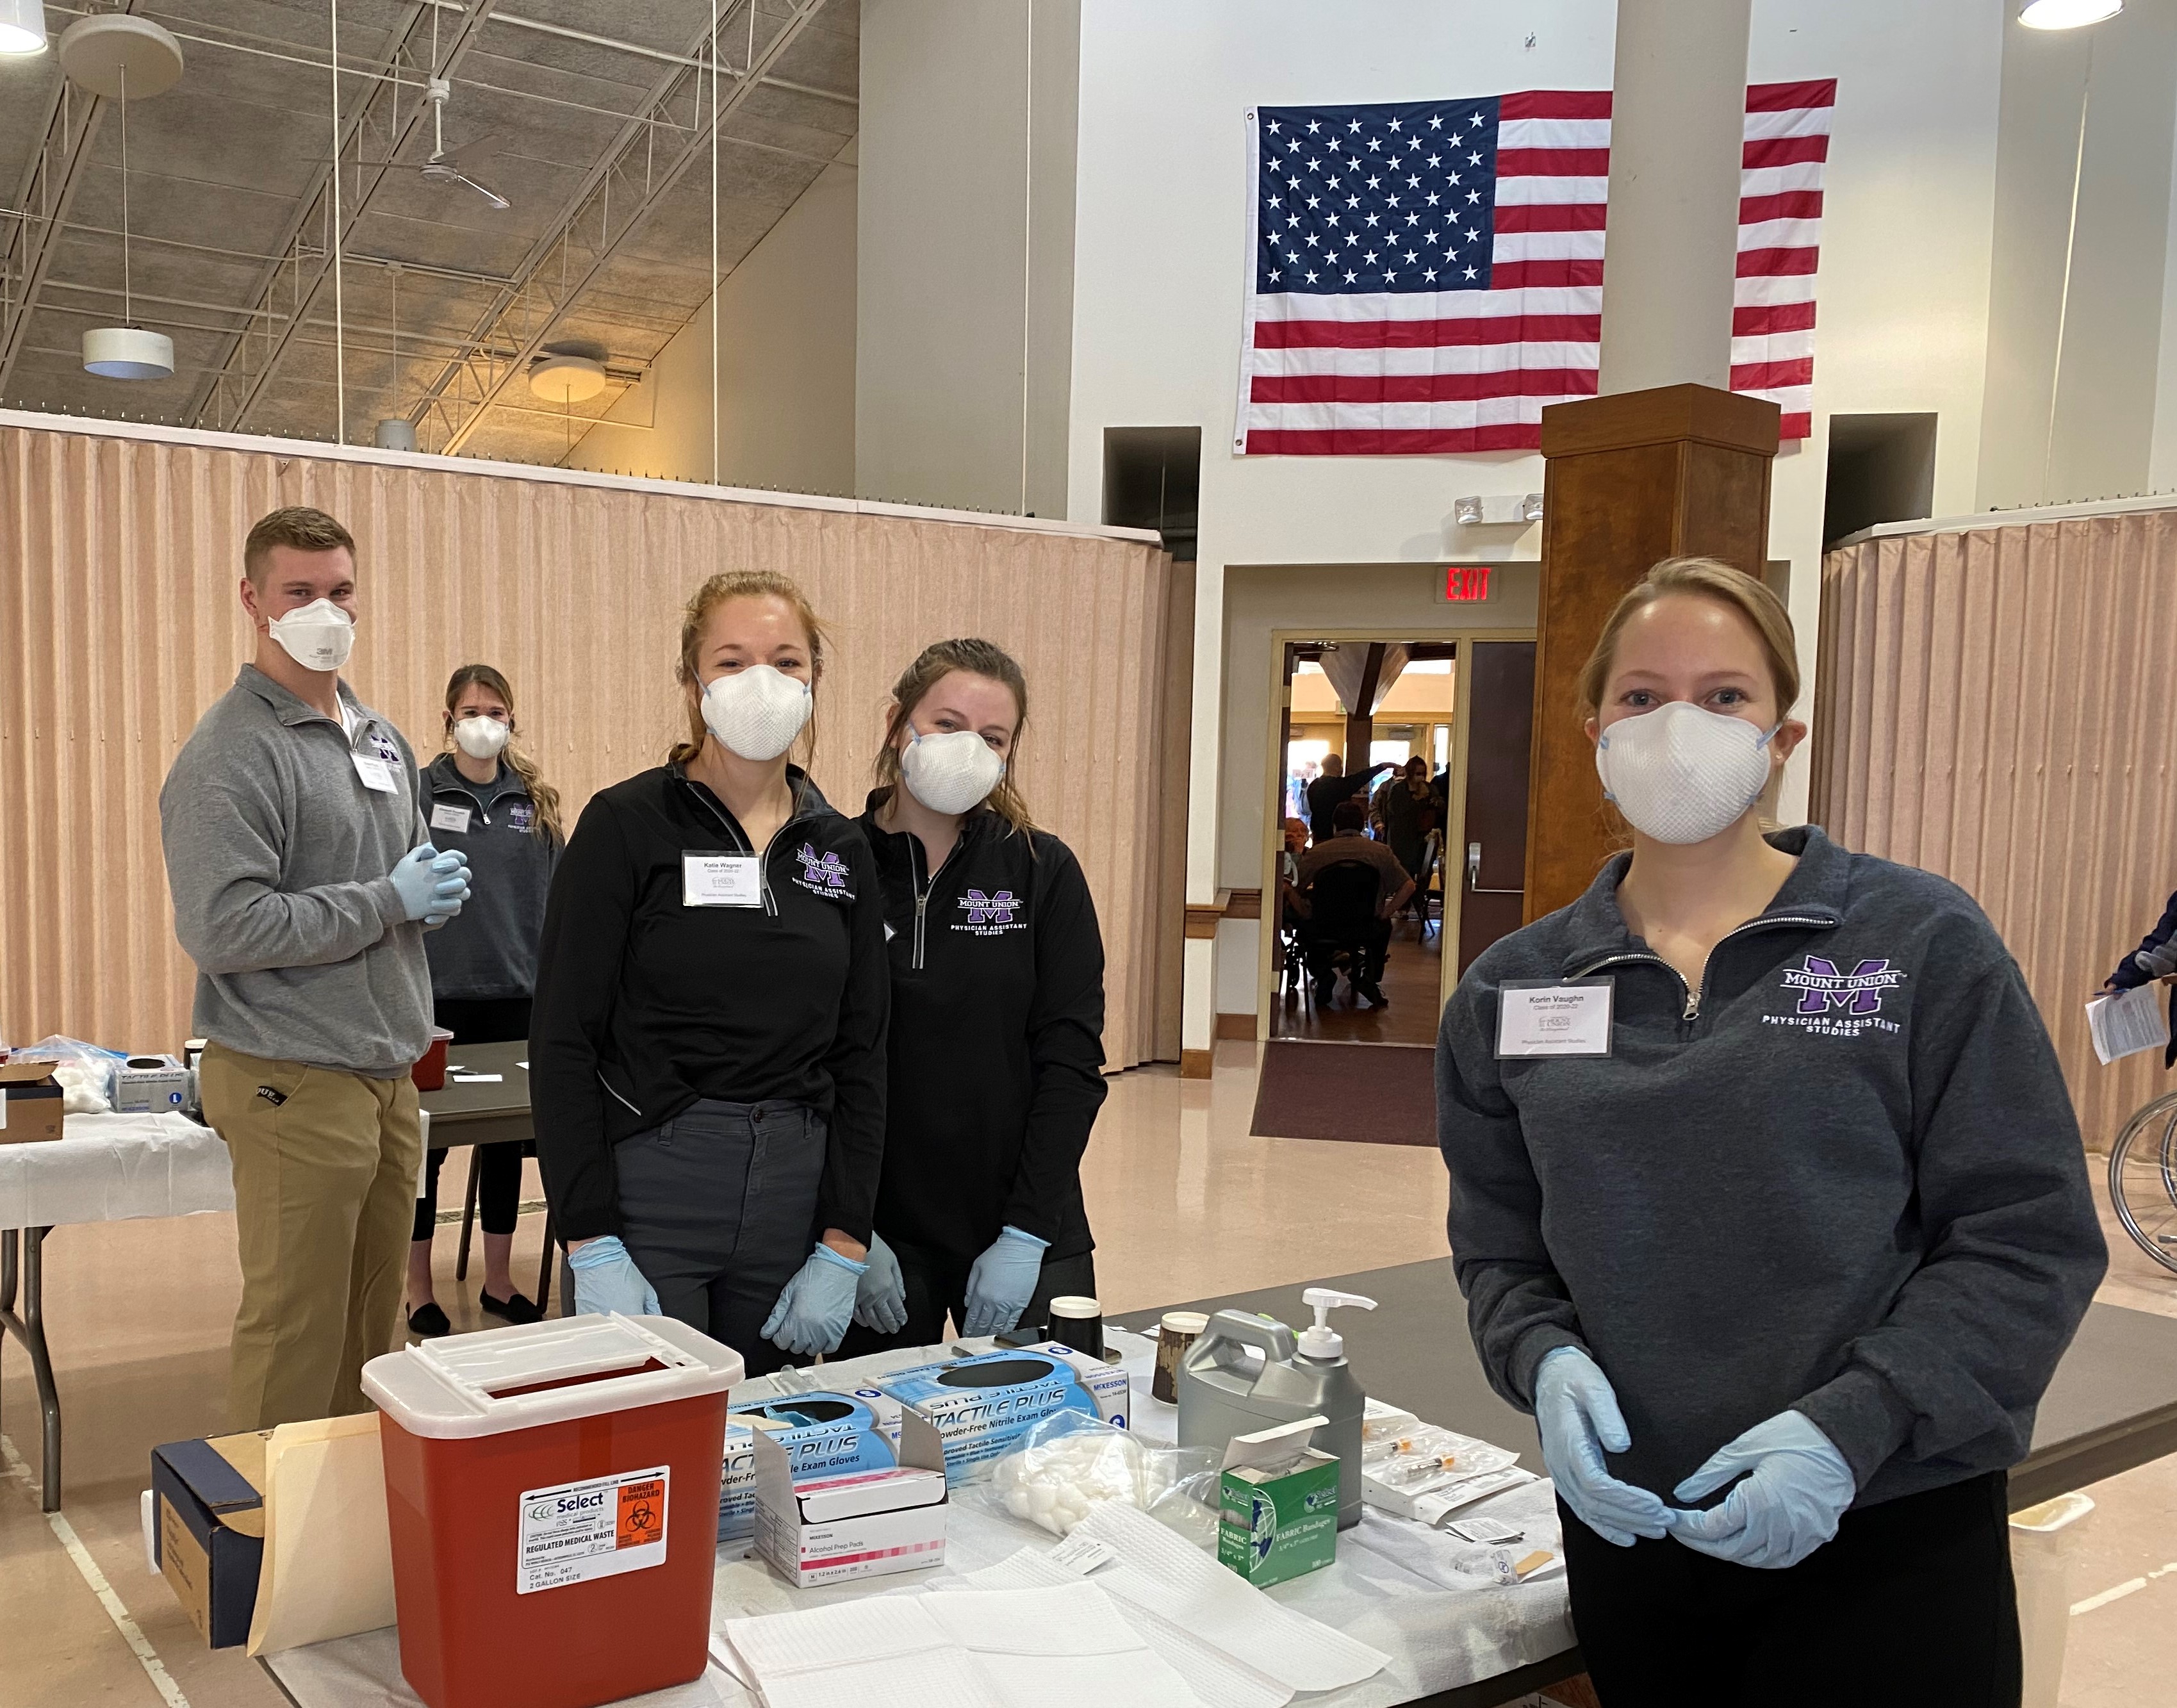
[530, 570, 888, 1377]
[839, 639, 1109, 1349]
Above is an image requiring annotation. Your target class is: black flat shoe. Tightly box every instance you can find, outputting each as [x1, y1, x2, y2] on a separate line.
[481, 1288, 543, 1325]
[407, 1301, 450, 1336]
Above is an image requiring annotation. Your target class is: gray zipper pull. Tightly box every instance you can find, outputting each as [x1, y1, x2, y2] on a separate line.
[1683, 987, 1700, 1022]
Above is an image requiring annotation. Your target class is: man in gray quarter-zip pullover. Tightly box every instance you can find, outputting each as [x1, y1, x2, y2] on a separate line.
[160, 507, 471, 1431]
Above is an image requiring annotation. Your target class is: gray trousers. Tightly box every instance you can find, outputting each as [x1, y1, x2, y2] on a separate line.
[613, 1098, 827, 1379]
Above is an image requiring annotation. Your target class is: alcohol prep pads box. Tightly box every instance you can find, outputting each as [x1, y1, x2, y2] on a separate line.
[872, 1345, 1130, 1485]
[719, 1393, 897, 1542]
[753, 1409, 948, 1588]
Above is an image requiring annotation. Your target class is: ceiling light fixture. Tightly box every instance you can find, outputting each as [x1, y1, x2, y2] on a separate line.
[0, 0, 47, 56]
[2019, 1, 2123, 28]
[528, 351, 607, 404]
[62, 17, 185, 381]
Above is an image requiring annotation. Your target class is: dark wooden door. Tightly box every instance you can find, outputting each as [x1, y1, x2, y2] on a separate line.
[1458, 641, 1538, 978]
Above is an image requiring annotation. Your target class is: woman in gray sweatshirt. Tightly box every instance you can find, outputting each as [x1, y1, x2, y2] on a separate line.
[405, 664, 564, 1334]
[1437, 557, 2103, 1705]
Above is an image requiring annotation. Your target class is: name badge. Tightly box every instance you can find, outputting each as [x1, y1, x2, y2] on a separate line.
[683, 851, 762, 908]
[430, 803, 473, 835]
[1495, 978, 1614, 1058]
[352, 753, 398, 793]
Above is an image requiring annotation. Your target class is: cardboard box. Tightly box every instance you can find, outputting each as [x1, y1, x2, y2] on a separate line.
[114, 1055, 193, 1115]
[152, 1433, 270, 1648]
[753, 1409, 948, 1588]
[1217, 1418, 1339, 1588]
[721, 1392, 898, 1543]
[0, 1060, 65, 1144]
[872, 1344, 1131, 1485]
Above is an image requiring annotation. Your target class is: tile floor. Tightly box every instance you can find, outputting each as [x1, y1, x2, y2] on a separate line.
[3, 1039, 2173, 1705]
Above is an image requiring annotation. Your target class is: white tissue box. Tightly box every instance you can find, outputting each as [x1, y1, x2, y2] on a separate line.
[753, 1409, 948, 1588]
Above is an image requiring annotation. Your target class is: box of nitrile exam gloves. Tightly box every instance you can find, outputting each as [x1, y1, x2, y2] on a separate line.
[753, 1408, 948, 1588]
[719, 1392, 899, 1543]
[871, 1345, 1130, 1485]
[1218, 1417, 1339, 1588]
[151, 1433, 270, 1648]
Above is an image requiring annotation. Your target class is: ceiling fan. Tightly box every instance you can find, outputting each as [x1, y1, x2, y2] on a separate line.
[316, 76, 509, 209]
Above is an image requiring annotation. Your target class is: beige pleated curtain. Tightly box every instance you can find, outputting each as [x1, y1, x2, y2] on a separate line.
[0, 420, 1188, 1070]
[1814, 511, 2177, 1147]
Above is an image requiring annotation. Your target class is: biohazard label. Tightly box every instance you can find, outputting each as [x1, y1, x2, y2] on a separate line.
[516, 1465, 669, 1595]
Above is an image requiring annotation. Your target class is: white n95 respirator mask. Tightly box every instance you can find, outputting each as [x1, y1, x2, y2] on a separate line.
[900, 725, 1006, 816]
[1594, 700, 1779, 845]
[266, 598, 356, 672]
[701, 664, 812, 762]
[452, 716, 510, 761]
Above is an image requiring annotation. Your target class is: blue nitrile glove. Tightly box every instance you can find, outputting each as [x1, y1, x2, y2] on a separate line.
[390, 843, 471, 925]
[853, 1234, 909, 1336]
[1668, 1409, 1857, 1570]
[1534, 1346, 1675, 1547]
[762, 1243, 868, 1357]
[961, 1225, 1050, 1337]
[567, 1236, 660, 1317]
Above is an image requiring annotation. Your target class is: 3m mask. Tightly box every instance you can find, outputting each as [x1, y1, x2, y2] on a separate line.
[700, 665, 812, 762]
[1594, 701, 1778, 845]
[900, 725, 1006, 816]
[267, 598, 356, 672]
[452, 716, 510, 760]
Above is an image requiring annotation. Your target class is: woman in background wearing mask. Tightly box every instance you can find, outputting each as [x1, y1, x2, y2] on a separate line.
[839, 639, 1108, 1351]
[1436, 558, 2104, 1704]
[531, 571, 887, 1375]
[404, 665, 563, 1334]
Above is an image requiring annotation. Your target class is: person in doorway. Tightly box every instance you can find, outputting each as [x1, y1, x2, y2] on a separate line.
[1304, 752, 1392, 844]
[161, 506, 472, 1431]
[1374, 755, 1436, 922]
[405, 665, 564, 1335]
[1436, 557, 2105, 1704]
[837, 638, 1109, 1351]
[1297, 798, 1413, 1006]
[531, 571, 887, 1377]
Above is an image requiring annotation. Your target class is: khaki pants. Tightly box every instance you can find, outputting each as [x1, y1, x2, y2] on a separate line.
[201, 1043, 422, 1431]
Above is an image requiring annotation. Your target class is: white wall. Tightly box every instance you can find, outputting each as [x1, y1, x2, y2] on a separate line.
[856, 0, 1078, 516]
[1977, 6, 2177, 512]
[1065, 0, 2014, 1039]
[569, 156, 858, 491]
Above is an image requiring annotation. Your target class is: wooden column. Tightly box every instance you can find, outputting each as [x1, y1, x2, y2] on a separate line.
[1522, 382, 1780, 921]
[1343, 642, 1386, 769]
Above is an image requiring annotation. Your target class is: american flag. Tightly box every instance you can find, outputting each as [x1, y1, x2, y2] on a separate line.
[1234, 81, 1833, 455]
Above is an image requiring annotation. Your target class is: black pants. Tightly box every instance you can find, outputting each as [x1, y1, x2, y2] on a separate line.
[413, 997, 532, 1244]
[612, 1099, 826, 1380]
[1302, 917, 1390, 987]
[835, 1238, 1097, 1358]
[1561, 1470, 2021, 1706]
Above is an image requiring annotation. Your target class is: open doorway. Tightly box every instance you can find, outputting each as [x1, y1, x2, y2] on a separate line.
[1270, 641, 1453, 1046]
[1260, 627, 1537, 1050]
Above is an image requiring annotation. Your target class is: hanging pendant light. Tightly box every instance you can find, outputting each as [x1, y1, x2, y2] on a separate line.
[0, 1, 49, 56]
[62, 16, 185, 381]
[2019, 1, 2123, 28]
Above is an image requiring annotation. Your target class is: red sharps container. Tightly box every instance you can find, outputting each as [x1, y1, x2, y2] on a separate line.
[362, 1315, 743, 1708]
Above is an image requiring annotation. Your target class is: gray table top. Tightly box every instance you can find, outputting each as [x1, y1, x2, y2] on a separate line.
[418, 1038, 530, 1133]
[1115, 1260, 2177, 1511]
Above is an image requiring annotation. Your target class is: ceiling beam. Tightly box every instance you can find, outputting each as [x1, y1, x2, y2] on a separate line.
[183, 1, 502, 433]
[422, 0, 833, 458]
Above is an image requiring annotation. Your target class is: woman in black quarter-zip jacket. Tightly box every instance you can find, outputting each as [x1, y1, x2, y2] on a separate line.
[836, 638, 1108, 1352]
[530, 571, 887, 1379]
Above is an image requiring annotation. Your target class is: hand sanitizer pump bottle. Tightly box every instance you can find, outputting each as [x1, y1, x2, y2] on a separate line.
[1295, 1288, 1375, 1530]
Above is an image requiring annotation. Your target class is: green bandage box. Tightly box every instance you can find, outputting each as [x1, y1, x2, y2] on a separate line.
[1216, 1416, 1339, 1588]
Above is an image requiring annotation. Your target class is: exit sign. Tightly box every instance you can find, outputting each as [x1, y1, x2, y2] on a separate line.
[1443, 565, 1492, 603]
